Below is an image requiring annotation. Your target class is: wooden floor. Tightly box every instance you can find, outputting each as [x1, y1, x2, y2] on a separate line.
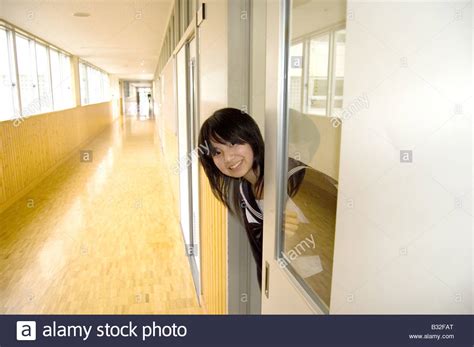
[0, 117, 203, 314]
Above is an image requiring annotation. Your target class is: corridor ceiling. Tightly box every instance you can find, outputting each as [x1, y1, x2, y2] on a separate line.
[0, 0, 173, 80]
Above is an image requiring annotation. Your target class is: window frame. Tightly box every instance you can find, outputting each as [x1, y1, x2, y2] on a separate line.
[0, 20, 76, 121]
[0, 25, 21, 121]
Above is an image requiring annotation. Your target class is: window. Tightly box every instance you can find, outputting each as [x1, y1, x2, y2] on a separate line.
[0, 23, 76, 121]
[50, 48, 73, 110]
[332, 29, 345, 116]
[79, 62, 110, 105]
[289, 42, 303, 111]
[102, 73, 110, 100]
[79, 62, 89, 105]
[308, 34, 330, 116]
[0, 26, 19, 121]
[35, 42, 53, 113]
[289, 26, 346, 118]
[16, 34, 39, 116]
[87, 66, 99, 103]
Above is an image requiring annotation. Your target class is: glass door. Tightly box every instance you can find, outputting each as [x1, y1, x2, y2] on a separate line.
[262, 0, 345, 314]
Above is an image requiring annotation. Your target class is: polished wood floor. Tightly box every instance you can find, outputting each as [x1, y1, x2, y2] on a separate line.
[0, 117, 203, 314]
[285, 168, 338, 309]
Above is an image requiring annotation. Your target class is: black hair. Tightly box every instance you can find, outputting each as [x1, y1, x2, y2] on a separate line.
[198, 107, 306, 216]
[198, 108, 265, 214]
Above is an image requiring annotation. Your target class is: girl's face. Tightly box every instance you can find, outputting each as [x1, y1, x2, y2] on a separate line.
[211, 140, 255, 182]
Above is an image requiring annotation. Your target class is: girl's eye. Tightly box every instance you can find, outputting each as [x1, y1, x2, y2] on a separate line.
[212, 150, 221, 157]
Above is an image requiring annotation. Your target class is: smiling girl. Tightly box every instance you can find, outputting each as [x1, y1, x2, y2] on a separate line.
[198, 108, 306, 289]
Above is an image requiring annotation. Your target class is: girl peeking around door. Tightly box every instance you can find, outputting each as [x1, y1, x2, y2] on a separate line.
[198, 108, 307, 289]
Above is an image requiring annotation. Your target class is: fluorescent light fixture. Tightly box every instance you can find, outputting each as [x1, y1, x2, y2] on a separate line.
[73, 12, 91, 17]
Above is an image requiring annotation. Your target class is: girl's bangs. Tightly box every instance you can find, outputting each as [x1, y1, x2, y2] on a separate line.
[208, 128, 245, 147]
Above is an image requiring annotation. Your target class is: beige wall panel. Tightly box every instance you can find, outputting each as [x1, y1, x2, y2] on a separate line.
[198, 0, 228, 123]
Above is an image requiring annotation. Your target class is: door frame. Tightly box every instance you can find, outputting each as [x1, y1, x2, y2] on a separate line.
[176, 34, 202, 301]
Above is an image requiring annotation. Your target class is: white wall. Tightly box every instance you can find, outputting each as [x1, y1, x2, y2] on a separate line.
[331, 1, 472, 314]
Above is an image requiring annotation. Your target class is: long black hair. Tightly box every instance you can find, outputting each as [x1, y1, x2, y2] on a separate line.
[198, 108, 265, 214]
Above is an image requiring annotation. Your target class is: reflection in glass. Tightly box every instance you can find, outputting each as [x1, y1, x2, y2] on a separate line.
[282, 110, 340, 310]
[289, 42, 303, 111]
[280, 0, 345, 311]
[332, 30, 345, 115]
[307, 34, 329, 116]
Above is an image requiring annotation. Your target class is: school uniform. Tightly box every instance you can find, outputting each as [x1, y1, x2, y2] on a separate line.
[238, 158, 307, 290]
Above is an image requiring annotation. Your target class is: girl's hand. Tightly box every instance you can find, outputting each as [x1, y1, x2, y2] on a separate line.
[283, 210, 299, 235]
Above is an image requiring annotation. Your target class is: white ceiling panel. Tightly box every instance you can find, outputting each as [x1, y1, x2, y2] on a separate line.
[0, 0, 173, 80]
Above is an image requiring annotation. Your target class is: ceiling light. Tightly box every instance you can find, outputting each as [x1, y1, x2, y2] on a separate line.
[73, 12, 91, 17]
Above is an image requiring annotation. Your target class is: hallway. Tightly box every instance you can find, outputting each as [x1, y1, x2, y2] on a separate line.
[0, 118, 202, 314]
[0, 0, 471, 318]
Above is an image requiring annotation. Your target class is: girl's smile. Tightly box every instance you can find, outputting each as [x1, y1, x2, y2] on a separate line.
[210, 141, 256, 183]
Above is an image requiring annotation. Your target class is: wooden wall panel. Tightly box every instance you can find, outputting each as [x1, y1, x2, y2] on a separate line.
[0, 102, 114, 214]
[199, 167, 227, 314]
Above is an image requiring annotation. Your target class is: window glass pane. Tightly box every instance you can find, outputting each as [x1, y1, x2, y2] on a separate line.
[35, 42, 53, 113]
[95, 68, 101, 102]
[59, 54, 73, 108]
[79, 63, 88, 105]
[88, 66, 99, 103]
[307, 34, 329, 116]
[16, 35, 39, 116]
[289, 42, 303, 111]
[50, 48, 61, 109]
[0, 28, 16, 121]
[51, 50, 73, 110]
[87, 66, 93, 103]
[100, 73, 104, 101]
[332, 30, 345, 116]
[79, 62, 108, 105]
[102, 73, 109, 101]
